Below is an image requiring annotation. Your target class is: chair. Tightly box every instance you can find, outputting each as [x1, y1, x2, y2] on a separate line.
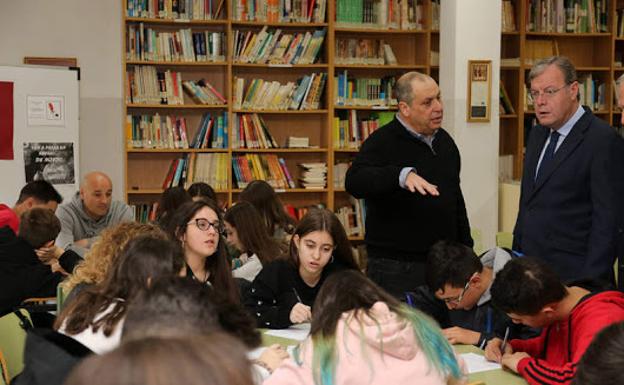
[496, 232, 513, 249]
[0, 347, 9, 385]
[0, 309, 31, 380]
[471, 228, 483, 255]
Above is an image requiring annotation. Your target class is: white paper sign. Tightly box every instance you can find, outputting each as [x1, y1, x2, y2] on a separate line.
[27, 95, 65, 126]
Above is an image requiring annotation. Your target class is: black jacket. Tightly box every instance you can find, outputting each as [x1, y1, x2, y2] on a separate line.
[244, 259, 351, 329]
[345, 118, 472, 260]
[12, 328, 93, 385]
[0, 226, 80, 316]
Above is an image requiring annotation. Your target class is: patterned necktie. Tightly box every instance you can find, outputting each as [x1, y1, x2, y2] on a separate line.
[535, 131, 560, 180]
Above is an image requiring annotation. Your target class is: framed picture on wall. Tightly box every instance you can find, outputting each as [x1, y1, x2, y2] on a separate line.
[467, 60, 492, 122]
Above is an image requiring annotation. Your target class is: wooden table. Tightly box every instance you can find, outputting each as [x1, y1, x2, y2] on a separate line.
[261, 329, 526, 385]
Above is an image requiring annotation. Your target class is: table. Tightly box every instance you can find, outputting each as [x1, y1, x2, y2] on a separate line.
[261, 329, 526, 385]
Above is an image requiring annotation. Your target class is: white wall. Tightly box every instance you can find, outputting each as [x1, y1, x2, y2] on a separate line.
[0, 0, 124, 200]
[440, 0, 502, 249]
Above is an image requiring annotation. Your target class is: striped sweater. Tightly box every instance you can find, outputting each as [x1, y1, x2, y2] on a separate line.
[510, 290, 624, 385]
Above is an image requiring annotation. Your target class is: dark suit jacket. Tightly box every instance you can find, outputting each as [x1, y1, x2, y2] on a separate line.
[513, 107, 624, 284]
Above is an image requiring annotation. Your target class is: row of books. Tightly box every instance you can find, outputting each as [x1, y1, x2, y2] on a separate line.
[133, 202, 159, 224]
[499, 81, 515, 115]
[335, 38, 397, 65]
[232, 27, 325, 64]
[126, 66, 184, 105]
[127, 112, 228, 149]
[335, 0, 425, 31]
[126, 0, 225, 20]
[333, 111, 393, 149]
[163, 153, 229, 189]
[298, 162, 327, 189]
[183, 79, 227, 105]
[526, 0, 609, 33]
[501, 0, 517, 32]
[334, 162, 349, 188]
[127, 114, 189, 149]
[616, 9, 624, 37]
[232, 113, 279, 149]
[334, 73, 397, 106]
[126, 24, 225, 62]
[335, 197, 366, 236]
[232, 154, 295, 189]
[233, 73, 327, 110]
[126, 66, 227, 105]
[232, 0, 327, 23]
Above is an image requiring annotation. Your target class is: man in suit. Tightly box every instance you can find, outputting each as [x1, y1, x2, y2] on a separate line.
[345, 71, 473, 299]
[514, 56, 624, 287]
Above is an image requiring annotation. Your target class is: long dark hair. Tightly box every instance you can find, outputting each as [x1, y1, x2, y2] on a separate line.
[306, 271, 462, 385]
[155, 186, 191, 229]
[239, 180, 295, 236]
[288, 208, 357, 271]
[224, 201, 284, 265]
[168, 199, 239, 303]
[55, 236, 185, 336]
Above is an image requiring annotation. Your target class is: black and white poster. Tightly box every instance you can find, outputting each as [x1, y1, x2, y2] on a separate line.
[23, 142, 75, 184]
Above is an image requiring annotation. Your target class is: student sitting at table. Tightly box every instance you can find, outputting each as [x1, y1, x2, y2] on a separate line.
[244, 208, 358, 329]
[426, 241, 535, 347]
[224, 201, 285, 282]
[572, 321, 624, 385]
[265, 270, 465, 385]
[484, 257, 624, 385]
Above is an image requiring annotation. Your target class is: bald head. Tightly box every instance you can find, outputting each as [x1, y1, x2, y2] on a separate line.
[80, 171, 113, 220]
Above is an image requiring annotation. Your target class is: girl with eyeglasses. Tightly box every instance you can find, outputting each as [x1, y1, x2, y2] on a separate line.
[224, 201, 285, 282]
[244, 208, 358, 329]
[167, 199, 239, 303]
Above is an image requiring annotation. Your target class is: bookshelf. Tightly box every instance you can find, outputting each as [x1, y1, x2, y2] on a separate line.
[499, 0, 617, 180]
[122, 0, 438, 235]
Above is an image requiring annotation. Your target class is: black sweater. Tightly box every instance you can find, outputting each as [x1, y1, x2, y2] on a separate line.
[345, 118, 472, 260]
[0, 226, 81, 316]
[244, 259, 348, 329]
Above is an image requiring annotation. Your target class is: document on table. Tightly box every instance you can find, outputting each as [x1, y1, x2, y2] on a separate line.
[264, 323, 311, 341]
[460, 352, 502, 373]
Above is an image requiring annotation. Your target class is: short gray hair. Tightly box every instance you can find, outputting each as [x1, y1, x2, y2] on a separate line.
[394, 71, 434, 104]
[528, 56, 578, 101]
[527, 56, 577, 85]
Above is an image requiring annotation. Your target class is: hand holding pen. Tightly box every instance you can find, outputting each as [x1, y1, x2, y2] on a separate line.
[484, 327, 513, 363]
[290, 288, 312, 324]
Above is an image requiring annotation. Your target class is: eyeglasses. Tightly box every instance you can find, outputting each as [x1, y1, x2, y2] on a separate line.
[442, 278, 472, 305]
[187, 218, 224, 234]
[528, 84, 570, 102]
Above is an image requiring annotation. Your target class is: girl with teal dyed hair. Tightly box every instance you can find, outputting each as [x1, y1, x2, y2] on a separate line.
[265, 270, 466, 385]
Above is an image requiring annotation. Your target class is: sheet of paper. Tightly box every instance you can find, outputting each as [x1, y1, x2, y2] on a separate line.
[264, 323, 311, 342]
[460, 352, 502, 373]
[248, 345, 296, 361]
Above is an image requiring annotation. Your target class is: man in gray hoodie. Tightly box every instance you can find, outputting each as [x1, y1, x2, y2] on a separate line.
[55, 171, 133, 256]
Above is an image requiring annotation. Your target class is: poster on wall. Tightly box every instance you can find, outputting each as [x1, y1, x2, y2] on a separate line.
[0, 81, 14, 160]
[27, 95, 65, 126]
[23, 142, 75, 184]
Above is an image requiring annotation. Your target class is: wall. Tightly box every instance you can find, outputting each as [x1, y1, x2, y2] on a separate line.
[440, 0, 502, 249]
[0, 0, 124, 200]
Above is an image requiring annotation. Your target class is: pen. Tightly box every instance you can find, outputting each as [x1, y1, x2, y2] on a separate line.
[293, 288, 302, 303]
[500, 326, 510, 353]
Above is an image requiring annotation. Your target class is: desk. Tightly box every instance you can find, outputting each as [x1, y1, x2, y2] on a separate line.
[262, 330, 526, 385]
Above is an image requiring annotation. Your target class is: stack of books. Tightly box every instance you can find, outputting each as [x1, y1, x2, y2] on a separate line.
[233, 73, 327, 110]
[335, 38, 397, 65]
[233, 27, 326, 65]
[232, 113, 279, 149]
[287, 136, 309, 148]
[232, 154, 295, 189]
[298, 162, 327, 189]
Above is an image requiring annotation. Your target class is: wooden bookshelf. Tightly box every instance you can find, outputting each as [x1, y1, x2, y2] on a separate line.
[122, 0, 437, 233]
[499, 0, 617, 180]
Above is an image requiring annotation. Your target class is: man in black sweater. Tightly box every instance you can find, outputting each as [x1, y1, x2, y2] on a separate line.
[345, 71, 473, 298]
